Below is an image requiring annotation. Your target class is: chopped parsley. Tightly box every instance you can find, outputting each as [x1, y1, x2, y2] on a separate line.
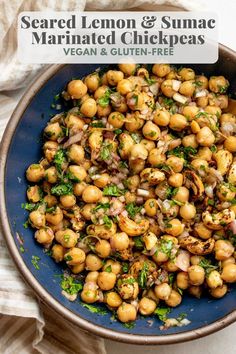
[207, 199, 214, 206]
[51, 182, 73, 196]
[81, 303, 107, 315]
[61, 275, 83, 295]
[131, 133, 142, 144]
[168, 146, 197, 161]
[19, 245, 25, 253]
[122, 262, 129, 273]
[123, 322, 135, 329]
[97, 89, 111, 107]
[54, 149, 66, 172]
[160, 239, 174, 259]
[166, 186, 179, 198]
[100, 143, 113, 160]
[138, 262, 149, 289]
[145, 77, 157, 86]
[210, 145, 217, 153]
[114, 128, 122, 135]
[103, 215, 112, 228]
[21, 202, 39, 211]
[199, 258, 219, 276]
[93, 203, 110, 212]
[90, 121, 105, 128]
[31, 255, 40, 270]
[104, 265, 112, 273]
[125, 203, 142, 219]
[154, 306, 171, 322]
[103, 185, 124, 197]
[133, 236, 144, 250]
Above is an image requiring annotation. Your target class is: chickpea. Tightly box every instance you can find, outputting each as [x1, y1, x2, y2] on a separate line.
[35, 227, 54, 245]
[195, 75, 208, 89]
[217, 184, 235, 202]
[196, 127, 215, 147]
[108, 112, 125, 128]
[81, 288, 99, 304]
[84, 73, 100, 92]
[44, 166, 57, 184]
[205, 105, 221, 117]
[221, 263, 236, 283]
[166, 156, 184, 173]
[183, 106, 199, 120]
[140, 139, 155, 152]
[117, 302, 137, 323]
[97, 271, 116, 291]
[93, 173, 110, 189]
[85, 271, 99, 283]
[110, 232, 129, 251]
[125, 115, 144, 132]
[86, 254, 103, 271]
[127, 91, 144, 110]
[179, 80, 195, 97]
[209, 284, 228, 298]
[153, 109, 170, 126]
[67, 144, 84, 164]
[65, 114, 84, 131]
[55, 229, 78, 248]
[82, 185, 102, 203]
[103, 260, 121, 275]
[196, 96, 208, 108]
[165, 290, 182, 307]
[144, 199, 158, 217]
[179, 68, 195, 81]
[188, 285, 202, 298]
[169, 114, 188, 131]
[127, 175, 140, 191]
[209, 76, 228, 93]
[29, 210, 45, 229]
[190, 120, 201, 134]
[164, 218, 184, 236]
[215, 240, 234, 261]
[45, 206, 63, 225]
[67, 79, 87, 99]
[196, 147, 212, 161]
[95, 240, 111, 258]
[73, 182, 87, 197]
[44, 122, 62, 141]
[191, 158, 208, 173]
[152, 249, 169, 263]
[168, 173, 183, 188]
[152, 64, 171, 77]
[117, 276, 139, 300]
[106, 292, 122, 308]
[26, 164, 44, 182]
[191, 256, 205, 266]
[221, 257, 235, 268]
[117, 79, 132, 95]
[224, 136, 236, 153]
[194, 223, 212, 240]
[80, 98, 97, 118]
[182, 134, 198, 149]
[118, 63, 137, 76]
[154, 283, 171, 300]
[179, 203, 196, 220]
[138, 297, 156, 315]
[51, 244, 65, 262]
[188, 265, 205, 286]
[94, 85, 109, 100]
[43, 141, 58, 162]
[206, 270, 223, 289]
[68, 165, 87, 182]
[64, 247, 86, 266]
[176, 272, 189, 289]
[148, 148, 166, 166]
[130, 143, 148, 160]
[27, 185, 42, 203]
[106, 70, 124, 86]
[71, 263, 85, 274]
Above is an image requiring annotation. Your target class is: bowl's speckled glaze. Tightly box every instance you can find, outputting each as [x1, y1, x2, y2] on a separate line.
[1, 45, 236, 344]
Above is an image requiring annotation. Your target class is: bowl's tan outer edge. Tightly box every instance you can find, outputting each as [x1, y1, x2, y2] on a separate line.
[1, 49, 236, 344]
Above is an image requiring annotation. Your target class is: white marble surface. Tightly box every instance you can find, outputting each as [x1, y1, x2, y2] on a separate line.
[105, 1, 236, 353]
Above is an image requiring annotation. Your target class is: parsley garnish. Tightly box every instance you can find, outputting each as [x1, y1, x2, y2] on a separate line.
[54, 149, 66, 172]
[104, 265, 112, 273]
[103, 185, 124, 197]
[31, 255, 40, 270]
[51, 182, 73, 196]
[81, 303, 107, 315]
[133, 236, 144, 250]
[125, 203, 142, 219]
[103, 215, 112, 228]
[168, 146, 197, 160]
[61, 275, 83, 295]
[154, 307, 171, 322]
[97, 89, 111, 107]
[93, 203, 110, 212]
[199, 258, 218, 276]
[138, 262, 149, 289]
[21, 202, 39, 211]
[123, 322, 135, 329]
[100, 143, 113, 160]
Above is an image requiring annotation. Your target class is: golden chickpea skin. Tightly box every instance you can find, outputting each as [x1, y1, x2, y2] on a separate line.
[195, 75, 208, 89]
[95, 240, 111, 258]
[166, 156, 184, 173]
[129, 143, 148, 161]
[55, 229, 78, 248]
[161, 79, 176, 97]
[94, 173, 110, 188]
[168, 173, 183, 188]
[196, 127, 215, 147]
[196, 96, 208, 108]
[126, 92, 144, 110]
[174, 187, 189, 203]
[117, 302, 137, 323]
[117, 79, 132, 95]
[154, 283, 171, 301]
[45, 166, 57, 184]
[29, 210, 45, 229]
[51, 244, 65, 263]
[65, 114, 84, 131]
[81, 288, 99, 304]
[43, 141, 58, 162]
[215, 240, 234, 261]
[45, 206, 63, 225]
[108, 112, 125, 128]
[106, 292, 122, 308]
[140, 139, 155, 152]
[67, 79, 87, 99]
[224, 136, 236, 153]
[35, 227, 54, 245]
[153, 109, 170, 127]
[97, 271, 116, 291]
[73, 182, 87, 197]
[179, 203, 196, 220]
[206, 270, 223, 289]
[142, 121, 160, 141]
[188, 265, 205, 286]
[110, 232, 129, 251]
[148, 148, 166, 166]
[221, 257, 235, 268]
[190, 120, 201, 134]
[118, 63, 137, 76]
[152, 249, 169, 263]
[85, 271, 99, 283]
[127, 175, 140, 191]
[179, 80, 196, 97]
[221, 264, 236, 283]
[209, 76, 228, 93]
[94, 85, 109, 100]
[71, 263, 85, 274]
[182, 105, 199, 120]
[177, 272, 189, 290]
[169, 114, 188, 131]
[80, 203, 95, 221]
[209, 284, 228, 298]
[86, 254, 103, 271]
[182, 134, 198, 149]
[84, 73, 100, 92]
[27, 185, 41, 203]
[68, 165, 87, 182]
[26, 164, 45, 182]
[152, 64, 171, 77]
[64, 247, 86, 266]
[165, 290, 182, 307]
[194, 223, 212, 240]
[106, 70, 124, 86]
[82, 185, 102, 203]
[164, 218, 184, 236]
[44, 122, 62, 141]
[103, 260, 121, 275]
[197, 147, 212, 161]
[179, 67, 195, 81]
[138, 297, 157, 316]
[80, 98, 97, 118]
[188, 285, 202, 298]
[59, 194, 76, 209]
[144, 199, 158, 217]
[217, 184, 235, 202]
[68, 144, 85, 164]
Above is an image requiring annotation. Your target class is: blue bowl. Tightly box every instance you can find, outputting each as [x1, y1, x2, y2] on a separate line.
[1, 46, 236, 344]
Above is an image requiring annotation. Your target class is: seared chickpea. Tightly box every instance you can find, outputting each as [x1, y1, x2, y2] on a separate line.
[51, 244, 65, 262]
[44, 167, 57, 184]
[110, 232, 129, 251]
[29, 210, 45, 229]
[196, 96, 208, 108]
[103, 260, 121, 275]
[127, 175, 140, 191]
[209, 284, 228, 298]
[45, 206, 63, 225]
[166, 156, 184, 173]
[174, 187, 189, 203]
[209, 76, 228, 93]
[138, 297, 156, 315]
[221, 263, 236, 283]
[154, 283, 171, 301]
[117, 276, 139, 300]
[164, 218, 184, 236]
[64, 247, 86, 266]
[190, 255, 203, 265]
[44, 122, 62, 141]
[217, 184, 235, 202]
[106, 70, 124, 86]
[117, 79, 132, 95]
[177, 272, 189, 289]
[118, 63, 136, 76]
[188, 265, 205, 286]
[161, 79, 176, 97]
[130, 143, 148, 160]
[169, 114, 188, 131]
[195, 75, 208, 89]
[67, 144, 85, 164]
[153, 109, 170, 126]
[183, 105, 199, 120]
[106, 292, 122, 308]
[84, 73, 99, 92]
[179, 80, 195, 97]
[205, 105, 222, 116]
[26, 164, 45, 182]
[68, 165, 87, 182]
[191, 158, 208, 173]
[71, 263, 85, 274]
[215, 240, 234, 261]
[206, 270, 223, 289]
[194, 223, 212, 240]
[59, 194, 76, 209]
[144, 199, 158, 217]
[125, 191, 136, 203]
[140, 139, 155, 152]
[55, 229, 78, 248]
[164, 260, 179, 272]
[97, 271, 116, 291]
[179, 67, 195, 81]
[85, 253, 103, 271]
[142, 121, 161, 141]
[182, 134, 198, 149]
[95, 240, 111, 258]
[152, 248, 169, 263]
[81, 286, 99, 304]
[165, 290, 182, 307]
[82, 185, 102, 203]
[94, 85, 109, 100]
[80, 98, 97, 118]
[168, 173, 183, 188]
[152, 64, 171, 77]
[108, 112, 125, 128]
[221, 257, 235, 268]
[85, 271, 99, 283]
[67, 79, 87, 99]
[73, 182, 87, 197]
[224, 136, 236, 153]
[117, 302, 137, 323]
[197, 147, 212, 161]
[127, 91, 144, 110]
[125, 115, 144, 132]
[35, 227, 54, 245]
[94, 173, 110, 188]
[148, 148, 166, 166]
[27, 185, 42, 203]
[190, 120, 201, 133]
[65, 114, 84, 131]
[196, 127, 215, 147]
[179, 203, 196, 220]
[188, 285, 202, 298]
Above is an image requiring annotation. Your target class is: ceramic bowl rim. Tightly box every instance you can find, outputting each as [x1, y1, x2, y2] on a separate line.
[1, 45, 236, 344]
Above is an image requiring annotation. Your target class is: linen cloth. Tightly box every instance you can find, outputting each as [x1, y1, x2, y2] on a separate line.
[0, 0, 203, 353]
